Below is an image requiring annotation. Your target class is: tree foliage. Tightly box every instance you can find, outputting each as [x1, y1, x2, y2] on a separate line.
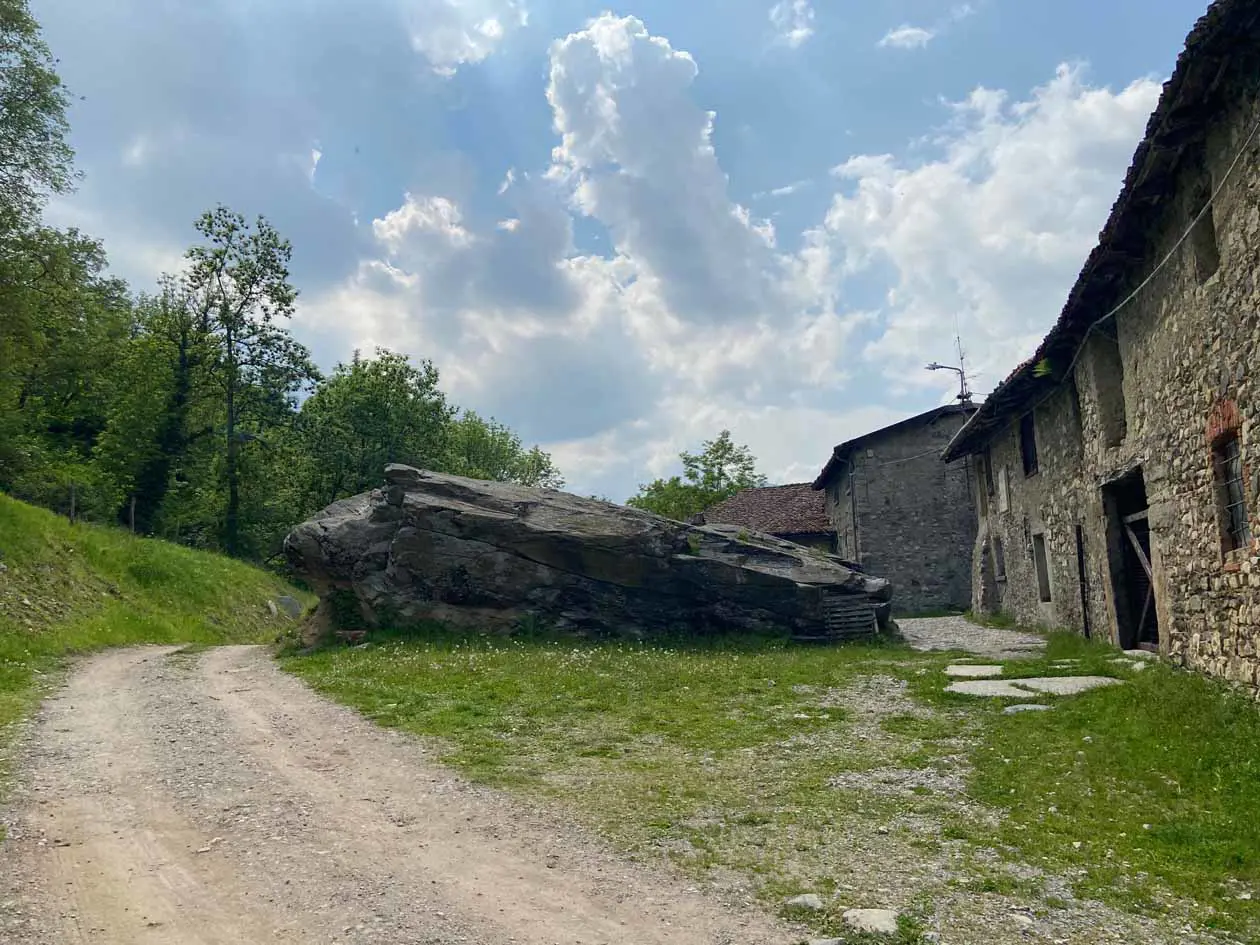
[0, 3, 563, 559]
[626, 430, 767, 521]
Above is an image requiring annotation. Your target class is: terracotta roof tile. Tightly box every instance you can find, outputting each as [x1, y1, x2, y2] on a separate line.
[702, 483, 831, 535]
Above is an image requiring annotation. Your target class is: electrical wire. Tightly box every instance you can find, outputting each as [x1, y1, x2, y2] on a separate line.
[959, 108, 1260, 447]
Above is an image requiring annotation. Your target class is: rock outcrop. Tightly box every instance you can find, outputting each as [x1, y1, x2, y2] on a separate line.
[284, 465, 892, 642]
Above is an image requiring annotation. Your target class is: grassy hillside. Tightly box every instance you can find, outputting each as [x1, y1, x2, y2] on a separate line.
[0, 493, 312, 756]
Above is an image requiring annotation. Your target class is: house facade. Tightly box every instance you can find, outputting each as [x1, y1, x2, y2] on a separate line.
[943, 0, 1260, 689]
[813, 404, 977, 614]
[701, 482, 834, 552]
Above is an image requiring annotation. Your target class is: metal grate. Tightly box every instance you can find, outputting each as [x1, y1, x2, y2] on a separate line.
[1215, 434, 1250, 551]
[793, 592, 877, 642]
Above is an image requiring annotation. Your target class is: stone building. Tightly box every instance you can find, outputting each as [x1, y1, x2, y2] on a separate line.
[943, 0, 1260, 688]
[701, 483, 834, 552]
[813, 404, 978, 614]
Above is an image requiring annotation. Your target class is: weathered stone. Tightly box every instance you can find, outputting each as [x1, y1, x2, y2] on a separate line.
[944, 664, 1004, 678]
[1003, 703, 1053, 714]
[784, 893, 825, 911]
[275, 595, 303, 619]
[947, 676, 1123, 697]
[842, 908, 900, 935]
[285, 467, 893, 643]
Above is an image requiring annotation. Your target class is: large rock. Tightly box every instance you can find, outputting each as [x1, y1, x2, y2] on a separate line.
[284, 465, 892, 643]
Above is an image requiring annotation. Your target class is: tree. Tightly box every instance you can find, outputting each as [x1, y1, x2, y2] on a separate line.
[626, 430, 766, 520]
[290, 349, 454, 509]
[184, 207, 319, 556]
[443, 410, 564, 489]
[0, 0, 75, 236]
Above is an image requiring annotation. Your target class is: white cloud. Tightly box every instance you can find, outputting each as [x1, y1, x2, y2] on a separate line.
[816, 63, 1160, 394]
[546, 14, 794, 324]
[401, 0, 526, 74]
[300, 16, 1160, 501]
[769, 0, 816, 48]
[878, 25, 936, 49]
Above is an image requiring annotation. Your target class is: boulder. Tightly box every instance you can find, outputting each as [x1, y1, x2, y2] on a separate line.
[284, 465, 892, 643]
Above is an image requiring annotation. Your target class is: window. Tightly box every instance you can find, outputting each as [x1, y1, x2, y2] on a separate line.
[975, 458, 989, 516]
[1213, 432, 1250, 553]
[1190, 194, 1221, 284]
[993, 536, 1006, 581]
[1032, 533, 1052, 602]
[997, 467, 1010, 513]
[983, 449, 995, 495]
[1094, 331, 1127, 447]
[1020, 413, 1039, 476]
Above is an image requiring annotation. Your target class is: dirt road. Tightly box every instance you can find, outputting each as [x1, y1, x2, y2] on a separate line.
[0, 646, 794, 945]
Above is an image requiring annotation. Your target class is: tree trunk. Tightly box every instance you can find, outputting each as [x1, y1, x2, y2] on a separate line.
[224, 362, 240, 557]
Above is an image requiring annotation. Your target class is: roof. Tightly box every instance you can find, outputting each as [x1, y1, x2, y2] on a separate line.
[944, 0, 1260, 461]
[702, 483, 832, 535]
[812, 403, 978, 489]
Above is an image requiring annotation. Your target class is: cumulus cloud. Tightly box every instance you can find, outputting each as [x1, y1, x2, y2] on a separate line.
[546, 14, 794, 324]
[401, 0, 527, 74]
[817, 64, 1161, 393]
[878, 25, 936, 49]
[769, 0, 816, 48]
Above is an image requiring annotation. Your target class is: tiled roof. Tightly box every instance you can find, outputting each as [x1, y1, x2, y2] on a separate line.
[944, 0, 1260, 461]
[702, 483, 832, 535]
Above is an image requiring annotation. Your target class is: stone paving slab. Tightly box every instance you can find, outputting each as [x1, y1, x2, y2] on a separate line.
[947, 676, 1124, 698]
[944, 664, 1004, 678]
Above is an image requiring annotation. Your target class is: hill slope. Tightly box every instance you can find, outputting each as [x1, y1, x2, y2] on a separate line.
[0, 493, 311, 750]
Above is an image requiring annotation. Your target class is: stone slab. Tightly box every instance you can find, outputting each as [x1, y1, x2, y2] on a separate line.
[1122, 649, 1159, 661]
[1003, 703, 1053, 714]
[944, 664, 1004, 678]
[948, 676, 1123, 698]
[842, 909, 901, 935]
[946, 679, 1038, 697]
[1016, 675, 1123, 696]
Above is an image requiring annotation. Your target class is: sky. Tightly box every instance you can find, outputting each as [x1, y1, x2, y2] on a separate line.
[34, 0, 1211, 501]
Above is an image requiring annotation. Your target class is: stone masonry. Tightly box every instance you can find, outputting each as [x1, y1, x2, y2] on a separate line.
[815, 405, 977, 615]
[948, 2, 1260, 692]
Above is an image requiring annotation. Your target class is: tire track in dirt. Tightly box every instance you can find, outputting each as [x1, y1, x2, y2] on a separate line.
[0, 645, 794, 945]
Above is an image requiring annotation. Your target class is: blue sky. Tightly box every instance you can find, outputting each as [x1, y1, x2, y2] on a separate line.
[35, 0, 1210, 500]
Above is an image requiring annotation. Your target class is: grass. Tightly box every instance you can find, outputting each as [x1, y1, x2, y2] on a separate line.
[0, 493, 313, 790]
[285, 623, 1260, 939]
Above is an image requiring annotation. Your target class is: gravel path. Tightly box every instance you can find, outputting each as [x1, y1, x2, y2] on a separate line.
[0, 645, 795, 945]
[898, 615, 1047, 659]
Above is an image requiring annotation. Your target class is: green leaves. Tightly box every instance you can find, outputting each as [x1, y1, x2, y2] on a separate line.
[626, 430, 767, 520]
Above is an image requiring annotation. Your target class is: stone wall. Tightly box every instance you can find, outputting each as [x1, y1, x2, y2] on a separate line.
[824, 411, 976, 614]
[973, 75, 1260, 691]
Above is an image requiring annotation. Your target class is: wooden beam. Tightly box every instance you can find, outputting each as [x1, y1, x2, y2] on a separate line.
[1122, 510, 1149, 525]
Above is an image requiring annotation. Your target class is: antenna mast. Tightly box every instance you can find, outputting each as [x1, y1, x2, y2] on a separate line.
[926, 332, 973, 404]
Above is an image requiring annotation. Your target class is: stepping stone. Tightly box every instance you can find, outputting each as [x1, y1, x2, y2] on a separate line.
[946, 679, 1038, 697]
[947, 676, 1124, 698]
[1122, 649, 1158, 661]
[945, 664, 1004, 678]
[1003, 703, 1052, 714]
[1016, 675, 1123, 696]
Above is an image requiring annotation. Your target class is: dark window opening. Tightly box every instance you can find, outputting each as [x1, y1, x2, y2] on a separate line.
[993, 536, 1006, 581]
[1190, 195, 1221, 284]
[1020, 413, 1039, 477]
[1032, 533, 1052, 602]
[1094, 329, 1127, 447]
[1213, 432, 1250, 553]
[982, 449, 995, 495]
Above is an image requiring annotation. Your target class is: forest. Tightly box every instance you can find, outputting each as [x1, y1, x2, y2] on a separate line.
[0, 1, 561, 562]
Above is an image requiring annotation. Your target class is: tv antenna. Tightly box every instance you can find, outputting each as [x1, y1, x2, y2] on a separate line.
[926, 333, 973, 405]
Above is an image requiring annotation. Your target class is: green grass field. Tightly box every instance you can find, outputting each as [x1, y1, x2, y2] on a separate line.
[285, 628, 1260, 939]
[0, 493, 312, 771]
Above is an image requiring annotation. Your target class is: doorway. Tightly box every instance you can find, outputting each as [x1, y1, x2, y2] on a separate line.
[1102, 468, 1159, 650]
